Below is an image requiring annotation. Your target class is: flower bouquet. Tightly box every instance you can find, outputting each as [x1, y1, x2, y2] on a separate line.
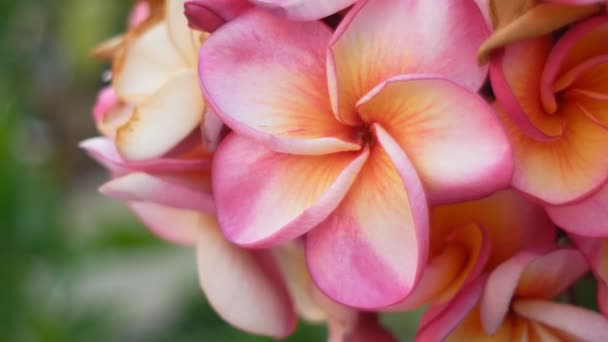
[85, 0, 608, 340]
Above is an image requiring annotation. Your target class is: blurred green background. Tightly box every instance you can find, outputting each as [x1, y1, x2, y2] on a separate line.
[0, 1, 423, 340]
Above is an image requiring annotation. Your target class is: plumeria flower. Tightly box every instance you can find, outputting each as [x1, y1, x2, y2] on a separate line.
[417, 248, 608, 341]
[86, 0, 394, 338]
[491, 16, 608, 236]
[200, 0, 512, 308]
[477, 0, 605, 61]
[389, 190, 556, 311]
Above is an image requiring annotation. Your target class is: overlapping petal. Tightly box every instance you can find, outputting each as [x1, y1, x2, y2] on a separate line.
[129, 202, 201, 245]
[540, 16, 608, 112]
[547, 183, 608, 236]
[392, 190, 556, 311]
[251, 0, 357, 20]
[544, 17, 608, 86]
[116, 70, 205, 161]
[166, 0, 199, 65]
[113, 21, 188, 103]
[100, 172, 214, 213]
[212, 133, 368, 247]
[415, 276, 488, 342]
[498, 102, 608, 205]
[431, 190, 556, 269]
[91, 87, 133, 139]
[480, 249, 588, 334]
[306, 125, 428, 308]
[328, 0, 489, 125]
[513, 300, 608, 340]
[199, 10, 360, 155]
[390, 223, 490, 311]
[80, 137, 209, 175]
[490, 37, 564, 138]
[196, 218, 296, 338]
[92, 86, 119, 123]
[185, 0, 252, 32]
[271, 242, 327, 323]
[357, 75, 512, 204]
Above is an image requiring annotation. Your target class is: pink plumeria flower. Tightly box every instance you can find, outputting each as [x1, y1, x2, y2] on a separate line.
[490, 16, 608, 236]
[200, 0, 512, 308]
[389, 190, 556, 311]
[417, 248, 608, 341]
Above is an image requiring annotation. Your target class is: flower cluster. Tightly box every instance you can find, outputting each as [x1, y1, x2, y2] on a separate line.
[85, 0, 608, 340]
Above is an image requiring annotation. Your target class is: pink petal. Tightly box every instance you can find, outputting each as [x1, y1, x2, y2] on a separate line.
[92, 86, 119, 124]
[490, 38, 564, 140]
[357, 75, 512, 204]
[389, 223, 490, 311]
[481, 249, 588, 334]
[306, 125, 429, 308]
[473, 0, 492, 28]
[80, 137, 210, 175]
[546, 183, 608, 236]
[495, 37, 559, 135]
[540, 16, 608, 113]
[185, 0, 252, 32]
[415, 275, 487, 342]
[251, 0, 357, 20]
[431, 189, 557, 270]
[212, 133, 368, 247]
[199, 10, 360, 155]
[128, 1, 151, 28]
[328, 0, 489, 125]
[196, 219, 296, 338]
[514, 248, 589, 299]
[100, 172, 215, 213]
[498, 99, 608, 205]
[513, 300, 608, 340]
[128, 202, 201, 245]
[479, 251, 539, 335]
